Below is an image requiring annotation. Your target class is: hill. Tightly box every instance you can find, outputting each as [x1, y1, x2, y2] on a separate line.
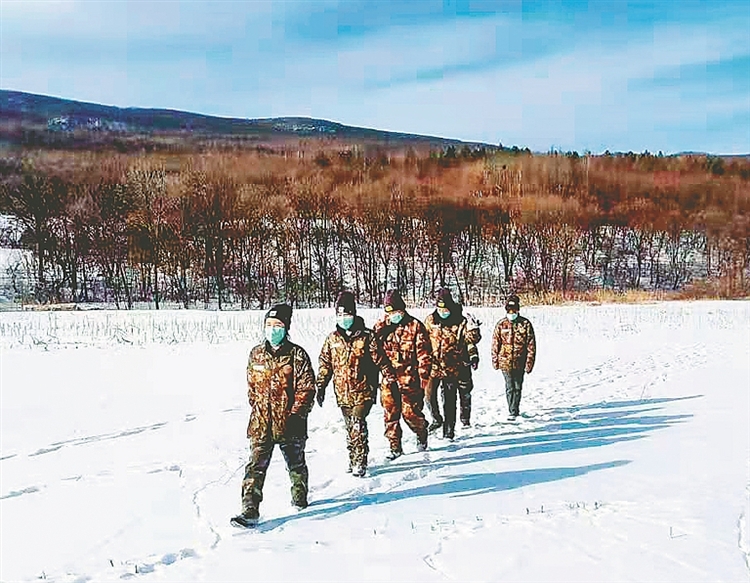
[0, 89, 494, 152]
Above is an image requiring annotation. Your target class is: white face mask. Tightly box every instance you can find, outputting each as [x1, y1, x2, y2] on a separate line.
[507, 312, 519, 321]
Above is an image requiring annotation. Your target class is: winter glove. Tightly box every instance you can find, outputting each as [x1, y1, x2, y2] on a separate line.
[316, 388, 325, 407]
[285, 413, 307, 439]
[470, 356, 479, 370]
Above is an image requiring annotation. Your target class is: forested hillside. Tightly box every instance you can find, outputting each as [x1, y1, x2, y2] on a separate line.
[1, 141, 747, 308]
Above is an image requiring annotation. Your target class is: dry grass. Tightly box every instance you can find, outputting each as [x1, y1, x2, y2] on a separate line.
[517, 287, 750, 306]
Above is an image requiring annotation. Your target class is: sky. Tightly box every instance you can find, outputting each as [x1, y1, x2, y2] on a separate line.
[1, 0, 749, 154]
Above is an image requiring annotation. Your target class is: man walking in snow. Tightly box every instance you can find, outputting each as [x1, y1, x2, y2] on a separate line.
[316, 291, 379, 477]
[232, 303, 316, 528]
[491, 294, 536, 420]
[371, 289, 432, 459]
[424, 288, 482, 440]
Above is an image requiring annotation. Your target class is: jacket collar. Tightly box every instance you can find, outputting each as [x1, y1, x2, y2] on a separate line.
[335, 315, 366, 340]
[264, 338, 293, 356]
[432, 309, 462, 328]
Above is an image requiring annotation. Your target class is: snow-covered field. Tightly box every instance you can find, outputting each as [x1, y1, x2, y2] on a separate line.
[1, 301, 749, 582]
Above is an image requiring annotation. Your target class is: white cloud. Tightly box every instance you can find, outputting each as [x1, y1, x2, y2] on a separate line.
[1, 1, 747, 153]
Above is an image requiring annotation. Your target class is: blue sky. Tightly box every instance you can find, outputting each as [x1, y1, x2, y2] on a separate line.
[1, 0, 748, 154]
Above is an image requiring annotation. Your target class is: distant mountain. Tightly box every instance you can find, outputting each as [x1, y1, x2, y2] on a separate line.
[0, 89, 494, 150]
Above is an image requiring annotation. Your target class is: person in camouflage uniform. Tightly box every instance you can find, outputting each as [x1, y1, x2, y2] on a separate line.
[316, 291, 378, 477]
[461, 313, 482, 425]
[491, 294, 536, 420]
[232, 303, 316, 528]
[370, 289, 432, 459]
[424, 288, 482, 440]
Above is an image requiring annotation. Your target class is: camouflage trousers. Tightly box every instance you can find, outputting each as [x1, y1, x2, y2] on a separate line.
[426, 368, 474, 427]
[241, 436, 308, 512]
[341, 402, 372, 471]
[381, 382, 428, 452]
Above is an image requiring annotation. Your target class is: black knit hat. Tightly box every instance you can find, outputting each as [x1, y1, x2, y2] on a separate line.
[436, 288, 456, 310]
[505, 294, 520, 311]
[336, 290, 356, 316]
[265, 303, 293, 328]
[384, 289, 406, 312]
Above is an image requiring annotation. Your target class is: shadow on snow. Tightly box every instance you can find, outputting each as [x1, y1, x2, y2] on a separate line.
[253, 395, 698, 532]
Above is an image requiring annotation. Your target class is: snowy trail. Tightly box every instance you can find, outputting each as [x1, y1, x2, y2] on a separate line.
[1, 301, 748, 582]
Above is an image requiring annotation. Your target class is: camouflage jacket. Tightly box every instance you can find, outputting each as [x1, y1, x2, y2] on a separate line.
[371, 313, 432, 392]
[317, 316, 379, 407]
[246, 339, 316, 442]
[491, 316, 536, 373]
[424, 311, 482, 379]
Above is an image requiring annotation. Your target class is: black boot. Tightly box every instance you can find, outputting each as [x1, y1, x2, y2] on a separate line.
[352, 465, 367, 477]
[231, 506, 260, 528]
[386, 448, 403, 461]
[428, 419, 443, 433]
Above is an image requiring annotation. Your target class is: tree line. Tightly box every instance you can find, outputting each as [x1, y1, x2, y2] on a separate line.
[1, 144, 748, 308]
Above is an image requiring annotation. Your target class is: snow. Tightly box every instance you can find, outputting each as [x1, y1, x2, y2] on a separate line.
[1, 301, 749, 582]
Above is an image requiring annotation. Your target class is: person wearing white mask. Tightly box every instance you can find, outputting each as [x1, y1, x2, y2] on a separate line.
[491, 294, 536, 421]
[316, 291, 379, 477]
[232, 303, 316, 528]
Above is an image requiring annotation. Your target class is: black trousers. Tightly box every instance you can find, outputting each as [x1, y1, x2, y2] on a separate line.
[438, 377, 459, 436]
[428, 369, 474, 427]
[457, 366, 473, 425]
[502, 369, 525, 417]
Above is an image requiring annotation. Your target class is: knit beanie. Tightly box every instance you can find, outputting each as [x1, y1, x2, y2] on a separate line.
[436, 288, 457, 311]
[384, 289, 406, 312]
[336, 291, 357, 316]
[505, 294, 520, 311]
[265, 303, 293, 328]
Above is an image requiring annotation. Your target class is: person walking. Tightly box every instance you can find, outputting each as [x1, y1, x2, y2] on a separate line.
[459, 312, 482, 426]
[424, 288, 482, 440]
[491, 294, 536, 420]
[371, 289, 432, 459]
[316, 291, 378, 477]
[232, 303, 316, 528]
